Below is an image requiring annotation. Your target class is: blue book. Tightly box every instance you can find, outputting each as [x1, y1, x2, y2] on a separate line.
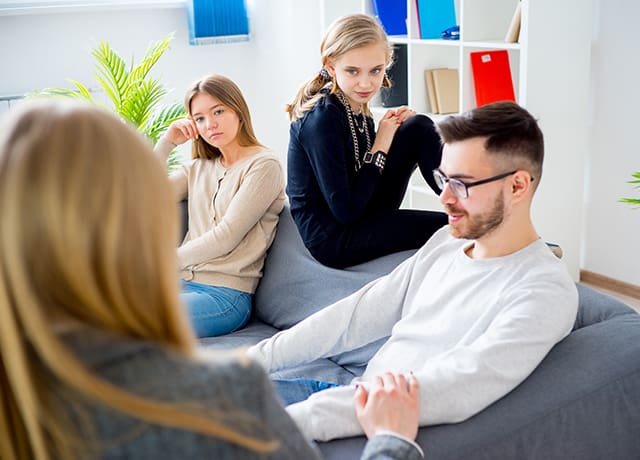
[372, 0, 407, 36]
[417, 0, 457, 39]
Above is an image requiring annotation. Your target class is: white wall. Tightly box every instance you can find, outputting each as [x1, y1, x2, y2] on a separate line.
[0, 0, 322, 162]
[582, 0, 640, 285]
[1, 0, 638, 286]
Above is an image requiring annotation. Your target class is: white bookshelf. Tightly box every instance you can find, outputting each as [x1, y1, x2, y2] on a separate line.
[321, 0, 593, 280]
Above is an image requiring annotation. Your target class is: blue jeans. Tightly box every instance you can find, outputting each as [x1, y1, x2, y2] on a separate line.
[272, 378, 341, 406]
[180, 281, 252, 338]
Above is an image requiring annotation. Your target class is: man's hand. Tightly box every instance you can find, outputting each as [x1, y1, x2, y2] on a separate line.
[354, 372, 420, 441]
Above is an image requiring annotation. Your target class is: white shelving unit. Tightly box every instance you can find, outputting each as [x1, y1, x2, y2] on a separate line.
[321, 0, 593, 280]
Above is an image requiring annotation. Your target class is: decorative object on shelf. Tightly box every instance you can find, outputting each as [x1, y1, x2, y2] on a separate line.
[441, 25, 460, 40]
[372, 0, 408, 36]
[187, 0, 249, 45]
[470, 49, 516, 107]
[425, 68, 459, 114]
[505, 0, 522, 43]
[620, 171, 640, 208]
[416, 0, 457, 39]
[30, 33, 185, 171]
[380, 43, 408, 107]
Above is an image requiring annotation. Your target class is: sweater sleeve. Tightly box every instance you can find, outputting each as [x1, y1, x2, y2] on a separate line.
[154, 137, 188, 200]
[361, 434, 424, 460]
[248, 361, 323, 458]
[177, 157, 284, 268]
[413, 275, 578, 426]
[247, 252, 419, 372]
[296, 101, 383, 224]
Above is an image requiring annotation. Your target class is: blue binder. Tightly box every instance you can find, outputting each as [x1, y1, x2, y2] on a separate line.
[417, 0, 457, 39]
[372, 0, 407, 36]
[187, 0, 250, 45]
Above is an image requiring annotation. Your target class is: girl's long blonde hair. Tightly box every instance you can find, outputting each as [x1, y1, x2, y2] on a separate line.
[286, 13, 393, 121]
[0, 100, 278, 460]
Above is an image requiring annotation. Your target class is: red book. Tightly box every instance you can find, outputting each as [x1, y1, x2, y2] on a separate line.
[470, 50, 516, 107]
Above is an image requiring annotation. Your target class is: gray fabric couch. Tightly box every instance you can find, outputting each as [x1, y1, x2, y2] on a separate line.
[199, 205, 640, 459]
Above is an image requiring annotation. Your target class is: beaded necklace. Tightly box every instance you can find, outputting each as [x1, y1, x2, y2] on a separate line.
[335, 90, 371, 172]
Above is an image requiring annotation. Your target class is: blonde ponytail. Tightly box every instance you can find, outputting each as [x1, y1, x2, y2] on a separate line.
[286, 72, 334, 121]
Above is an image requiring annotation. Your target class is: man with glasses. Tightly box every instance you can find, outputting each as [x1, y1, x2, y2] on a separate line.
[248, 101, 579, 443]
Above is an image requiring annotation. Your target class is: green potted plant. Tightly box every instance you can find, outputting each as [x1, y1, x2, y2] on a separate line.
[31, 32, 185, 170]
[620, 172, 640, 208]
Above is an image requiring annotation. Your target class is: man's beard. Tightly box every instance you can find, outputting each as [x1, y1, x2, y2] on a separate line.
[445, 192, 505, 240]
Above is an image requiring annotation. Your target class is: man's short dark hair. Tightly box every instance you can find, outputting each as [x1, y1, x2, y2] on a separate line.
[436, 101, 544, 184]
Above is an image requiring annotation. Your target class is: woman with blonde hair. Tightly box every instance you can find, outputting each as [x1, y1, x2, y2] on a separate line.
[286, 14, 447, 268]
[155, 74, 285, 338]
[0, 100, 423, 460]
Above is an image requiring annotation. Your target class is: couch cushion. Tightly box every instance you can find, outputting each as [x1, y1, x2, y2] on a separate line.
[199, 320, 278, 350]
[254, 205, 416, 329]
[574, 282, 637, 329]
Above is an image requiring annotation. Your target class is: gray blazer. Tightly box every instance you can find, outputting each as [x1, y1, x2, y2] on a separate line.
[63, 328, 421, 459]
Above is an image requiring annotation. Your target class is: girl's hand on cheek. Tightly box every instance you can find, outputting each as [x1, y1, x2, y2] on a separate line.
[165, 118, 199, 146]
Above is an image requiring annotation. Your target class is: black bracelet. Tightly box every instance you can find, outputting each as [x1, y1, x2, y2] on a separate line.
[374, 151, 386, 171]
[363, 150, 386, 173]
[363, 150, 374, 164]
[373, 150, 387, 174]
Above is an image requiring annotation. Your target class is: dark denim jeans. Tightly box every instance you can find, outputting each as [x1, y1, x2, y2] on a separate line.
[272, 378, 342, 406]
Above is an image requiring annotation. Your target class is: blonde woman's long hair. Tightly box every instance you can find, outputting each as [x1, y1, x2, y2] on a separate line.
[286, 13, 393, 122]
[185, 74, 265, 161]
[0, 100, 278, 460]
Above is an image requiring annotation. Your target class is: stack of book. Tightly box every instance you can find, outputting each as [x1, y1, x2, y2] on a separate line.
[424, 68, 459, 114]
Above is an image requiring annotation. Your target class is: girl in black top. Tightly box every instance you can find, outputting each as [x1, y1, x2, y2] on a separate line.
[286, 14, 448, 268]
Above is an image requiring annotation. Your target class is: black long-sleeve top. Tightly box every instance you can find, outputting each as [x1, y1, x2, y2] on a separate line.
[286, 93, 382, 249]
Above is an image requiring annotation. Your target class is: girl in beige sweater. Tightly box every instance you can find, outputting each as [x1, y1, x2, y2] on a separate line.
[155, 75, 285, 337]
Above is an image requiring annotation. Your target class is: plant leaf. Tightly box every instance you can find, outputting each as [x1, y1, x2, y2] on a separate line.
[27, 80, 96, 103]
[67, 79, 94, 99]
[145, 102, 186, 143]
[92, 40, 129, 109]
[166, 149, 182, 173]
[120, 78, 167, 129]
[620, 171, 640, 208]
[128, 32, 174, 86]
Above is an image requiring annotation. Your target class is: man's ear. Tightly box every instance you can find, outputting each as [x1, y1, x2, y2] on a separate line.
[511, 170, 532, 201]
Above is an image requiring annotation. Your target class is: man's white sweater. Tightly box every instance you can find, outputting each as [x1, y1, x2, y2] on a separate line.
[248, 227, 578, 441]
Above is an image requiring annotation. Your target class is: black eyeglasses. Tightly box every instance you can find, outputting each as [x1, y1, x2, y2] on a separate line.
[432, 168, 518, 199]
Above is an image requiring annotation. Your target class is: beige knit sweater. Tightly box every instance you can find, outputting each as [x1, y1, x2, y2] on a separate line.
[155, 139, 285, 293]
